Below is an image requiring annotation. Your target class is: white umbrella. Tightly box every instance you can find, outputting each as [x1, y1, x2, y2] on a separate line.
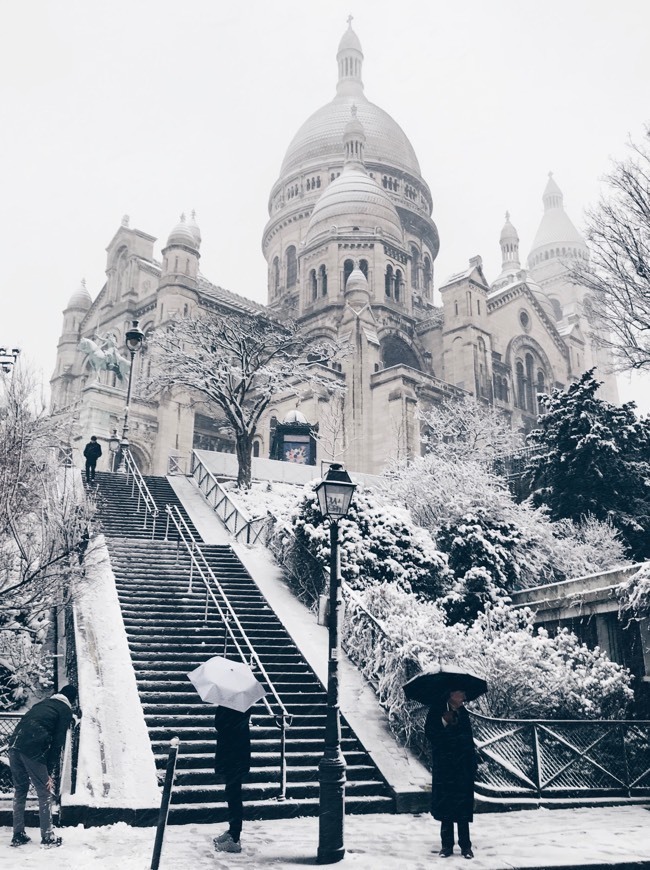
[187, 656, 266, 712]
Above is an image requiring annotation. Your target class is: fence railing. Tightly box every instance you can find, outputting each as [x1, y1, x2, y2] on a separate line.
[164, 503, 291, 800]
[0, 714, 22, 796]
[189, 450, 270, 545]
[123, 450, 159, 539]
[471, 712, 650, 800]
[264, 520, 650, 803]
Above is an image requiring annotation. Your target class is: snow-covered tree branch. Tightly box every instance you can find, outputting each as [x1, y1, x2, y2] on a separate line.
[570, 130, 650, 372]
[145, 310, 343, 487]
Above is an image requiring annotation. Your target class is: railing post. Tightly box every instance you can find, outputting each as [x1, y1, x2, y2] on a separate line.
[150, 737, 180, 870]
[204, 587, 209, 624]
[165, 510, 170, 542]
[531, 723, 541, 798]
[278, 714, 287, 802]
[620, 723, 631, 796]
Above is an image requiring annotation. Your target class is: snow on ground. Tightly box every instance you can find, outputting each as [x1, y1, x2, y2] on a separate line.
[68, 535, 160, 809]
[1, 806, 649, 869]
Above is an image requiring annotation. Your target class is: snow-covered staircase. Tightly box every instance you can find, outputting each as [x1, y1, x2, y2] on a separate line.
[92, 471, 394, 823]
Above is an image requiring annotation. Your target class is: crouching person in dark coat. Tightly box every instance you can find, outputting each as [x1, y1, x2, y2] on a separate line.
[212, 705, 252, 854]
[425, 689, 478, 859]
[8, 684, 78, 849]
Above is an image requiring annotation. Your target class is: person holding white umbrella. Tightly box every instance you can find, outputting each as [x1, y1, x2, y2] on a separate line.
[187, 656, 266, 854]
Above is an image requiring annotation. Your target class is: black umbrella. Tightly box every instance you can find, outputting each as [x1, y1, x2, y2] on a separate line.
[403, 664, 487, 706]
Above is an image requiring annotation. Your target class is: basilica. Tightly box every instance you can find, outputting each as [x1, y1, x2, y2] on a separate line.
[50, 21, 618, 476]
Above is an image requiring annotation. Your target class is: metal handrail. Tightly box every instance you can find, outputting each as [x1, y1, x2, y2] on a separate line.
[123, 451, 159, 539]
[164, 503, 291, 800]
[189, 451, 270, 545]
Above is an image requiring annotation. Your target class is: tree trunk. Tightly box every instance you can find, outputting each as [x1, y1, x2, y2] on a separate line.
[235, 433, 253, 489]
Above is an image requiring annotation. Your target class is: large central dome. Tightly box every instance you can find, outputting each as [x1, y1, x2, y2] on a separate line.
[281, 96, 421, 177]
[280, 22, 421, 178]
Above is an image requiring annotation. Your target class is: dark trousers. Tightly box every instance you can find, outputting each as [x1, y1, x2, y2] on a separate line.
[9, 749, 53, 839]
[441, 819, 471, 851]
[85, 459, 97, 482]
[225, 778, 243, 841]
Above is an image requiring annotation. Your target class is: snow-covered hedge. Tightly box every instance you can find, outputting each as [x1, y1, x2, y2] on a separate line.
[286, 482, 451, 601]
[343, 583, 634, 751]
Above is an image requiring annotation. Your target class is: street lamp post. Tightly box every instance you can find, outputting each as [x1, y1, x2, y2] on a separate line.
[314, 463, 357, 865]
[108, 428, 121, 473]
[115, 320, 145, 473]
[0, 347, 20, 375]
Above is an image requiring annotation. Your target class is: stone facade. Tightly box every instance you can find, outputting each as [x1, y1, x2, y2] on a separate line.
[51, 22, 618, 477]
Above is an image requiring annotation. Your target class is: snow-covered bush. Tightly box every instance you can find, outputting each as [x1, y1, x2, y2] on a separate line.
[342, 583, 633, 757]
[287, 482, 451, 601]
[437, 509, 526, 624]
[380, 453, 629, 596]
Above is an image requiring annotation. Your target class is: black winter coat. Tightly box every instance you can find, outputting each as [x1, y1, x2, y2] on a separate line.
[214, 706, 251, 785]
[9, 696, 73, 773]
[83, 441, 102, 461]
[425, 704, 477, 822]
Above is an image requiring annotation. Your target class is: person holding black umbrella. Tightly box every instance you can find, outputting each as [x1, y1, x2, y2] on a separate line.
[425, 687, 478, 859]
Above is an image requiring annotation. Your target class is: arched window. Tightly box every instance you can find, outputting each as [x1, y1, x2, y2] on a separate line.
[410, 246, 420, 288]
[422, 254, 433, 296]
[525, 353, 535, 412]
[516, 361, 526, 410]
[343, 259, 354, 288]
[273, 257, 280, 295]
[385, 265, 394, 297]
[253, 441, 261, 458]
[310, 269, 317, 301]
[394, 269, 402, 302]
[319, 264, 328, 296]
[359, 259, 368, 278]
[537, 369, 545, 398]
[503, 377, 509, 403]
[286, 246, 297, 288]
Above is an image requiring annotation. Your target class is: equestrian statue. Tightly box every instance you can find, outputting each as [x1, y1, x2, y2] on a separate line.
[78, 334, 131, 381]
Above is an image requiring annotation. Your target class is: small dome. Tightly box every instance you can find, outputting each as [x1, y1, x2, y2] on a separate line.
[166, 213, 197, 249]
[67, 279, 92, 310]
[337, 20, 363, 55]
[500, 211, 519, 243]
[187, 210, 202, 249]
[345, 265, 370, 303]
[528, 175, 588, 264]
[305, 167, 403, 246]
[283, 409, 308, 424]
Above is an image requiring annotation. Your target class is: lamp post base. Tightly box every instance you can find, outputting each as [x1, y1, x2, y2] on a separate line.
[317, 751, 346, 864]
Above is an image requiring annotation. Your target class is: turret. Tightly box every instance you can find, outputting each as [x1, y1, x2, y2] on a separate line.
[336, 16, 364, 97]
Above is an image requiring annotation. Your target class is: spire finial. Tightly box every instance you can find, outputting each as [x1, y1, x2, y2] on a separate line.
[121, 214, 130, 227]
[548, 171, 553, 178]
[81, 278, 86, 288]
[347, 13, 353, 26]
[191, 209, 196, 220]
[180, 212, 186, 222]
[505, 211, 510, 221]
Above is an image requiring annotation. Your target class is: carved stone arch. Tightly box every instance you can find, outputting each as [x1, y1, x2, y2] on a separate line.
[505, 333, 555, 383]
[379, 329, 423, 371]
[129, 442, 151, 475]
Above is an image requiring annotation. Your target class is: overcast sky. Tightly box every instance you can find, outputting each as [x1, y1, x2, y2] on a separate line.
[1, 0, 649, 410]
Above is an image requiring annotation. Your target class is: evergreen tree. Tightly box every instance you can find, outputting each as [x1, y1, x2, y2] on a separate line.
[524, 369, 650, 560]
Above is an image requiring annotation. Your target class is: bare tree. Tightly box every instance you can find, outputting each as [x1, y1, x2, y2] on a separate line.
[571, 130, 650, 372]
[0, 367, 92, 706]
[146, 311, 341, 487]
[418, 395, 524, 462]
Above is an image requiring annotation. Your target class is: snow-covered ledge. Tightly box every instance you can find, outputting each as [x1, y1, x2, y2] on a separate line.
[62, 535, 161, 825]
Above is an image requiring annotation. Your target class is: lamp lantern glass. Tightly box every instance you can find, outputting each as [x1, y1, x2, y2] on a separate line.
[108, 430, 121, 454]
[125, 320, 145, 353]
[315, 463, 356, 519]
